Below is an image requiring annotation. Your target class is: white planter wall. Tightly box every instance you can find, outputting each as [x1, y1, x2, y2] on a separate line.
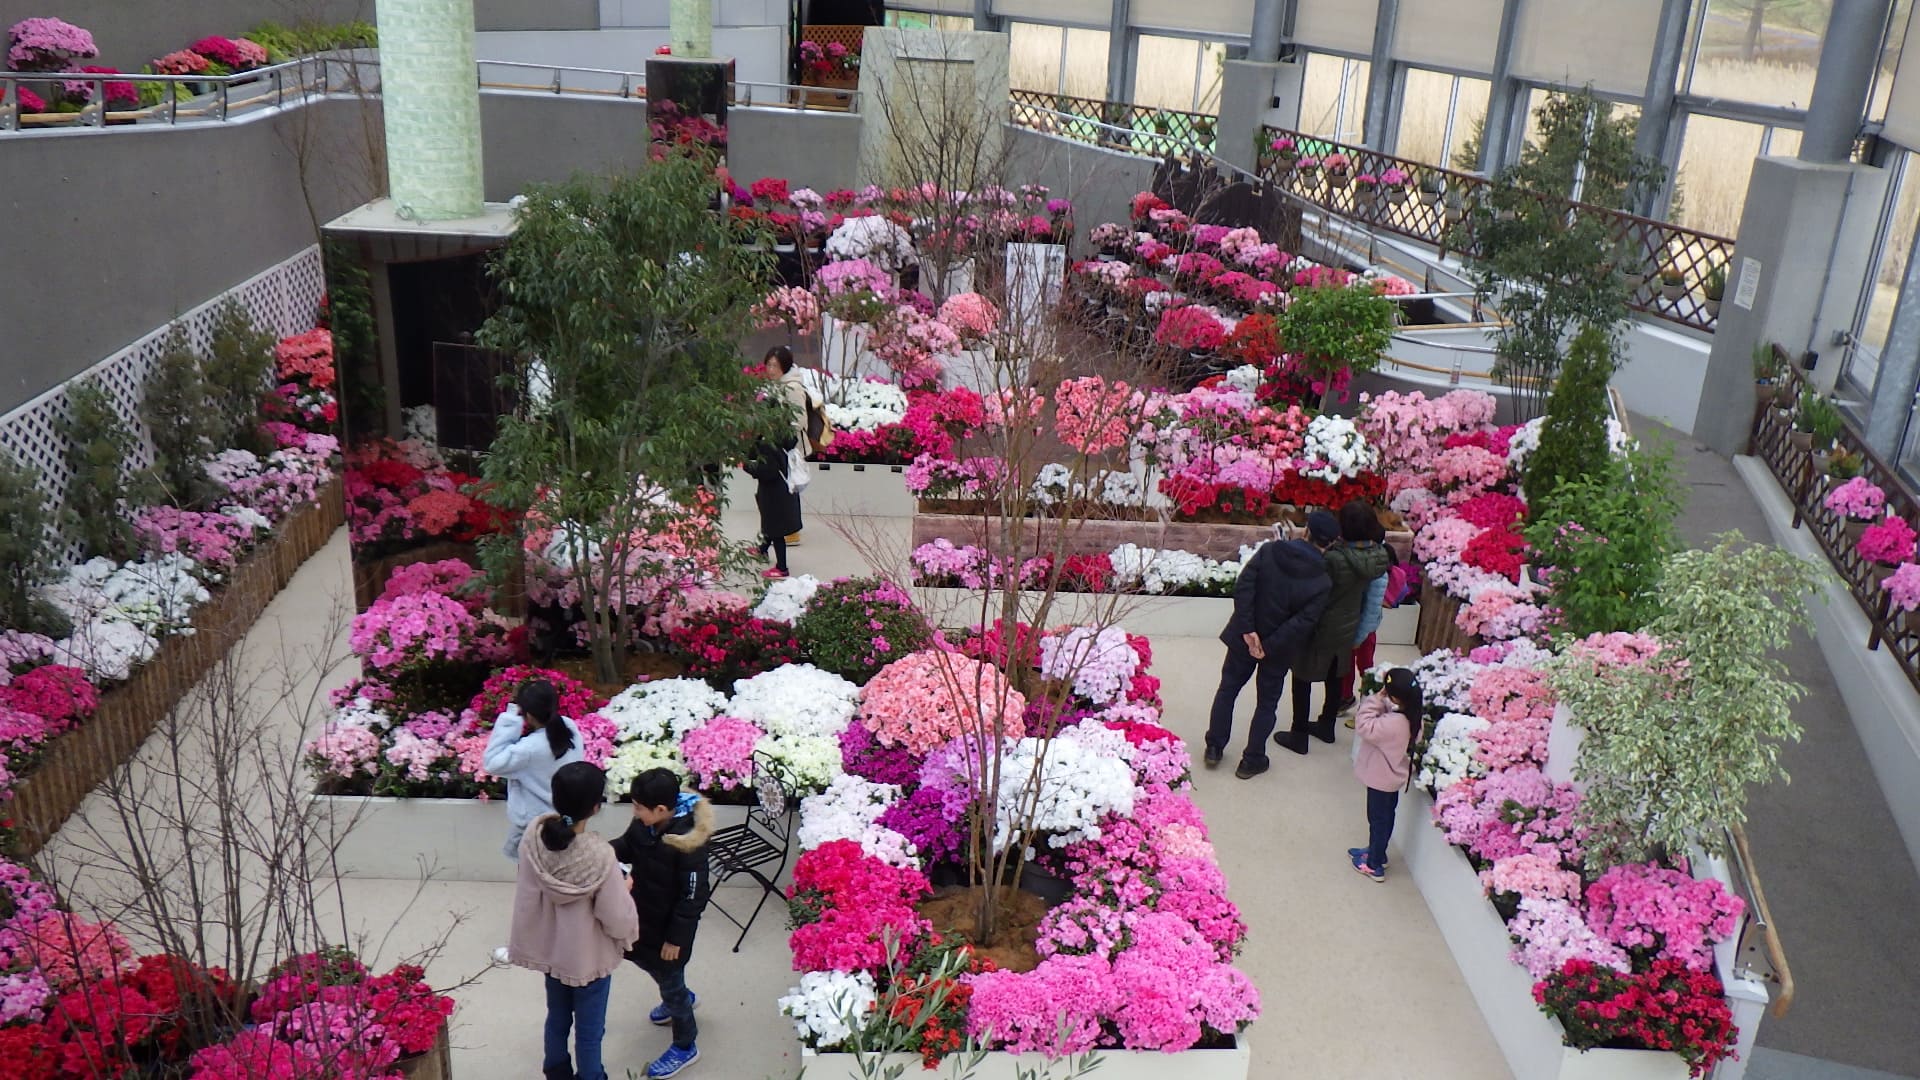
[800, 1038, 1250, 1080]
[914, 588, 1417, 645]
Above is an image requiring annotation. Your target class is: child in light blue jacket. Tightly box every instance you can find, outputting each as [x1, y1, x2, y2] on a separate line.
[484, 680, 586, 862]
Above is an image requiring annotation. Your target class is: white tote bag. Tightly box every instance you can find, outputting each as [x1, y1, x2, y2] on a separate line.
[786, 446, 812, 494]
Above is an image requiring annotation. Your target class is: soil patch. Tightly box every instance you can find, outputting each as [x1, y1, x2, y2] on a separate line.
[550, 652, 687, 696]
[917, 885, 1050, 974]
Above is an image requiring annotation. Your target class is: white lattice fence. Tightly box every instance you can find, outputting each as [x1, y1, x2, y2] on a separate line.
[0, 246, 327, 564]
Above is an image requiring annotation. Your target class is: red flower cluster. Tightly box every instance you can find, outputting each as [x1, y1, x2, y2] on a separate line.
[1534, 959, 1738, 1077]
[885, 940, 997, 1068]
[955, 618, 1043, 672]
[9, 954, 239, 1078]
[1461, 527, 1529, 583]
[669, 610, 804, 688]
[1454, 491, 1529, 531]
[787, 840, 932, 974]
[1158, 471, 1385, 522]
[345, 440, 513, 549]
[1060, 552, 1113, 593]
[0, 665, 98, 736]
[1444, 426, 1520, 459]
[462, 666, 606, 735]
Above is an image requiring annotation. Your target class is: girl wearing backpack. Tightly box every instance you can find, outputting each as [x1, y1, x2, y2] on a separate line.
[1349, 667, 1422, 883]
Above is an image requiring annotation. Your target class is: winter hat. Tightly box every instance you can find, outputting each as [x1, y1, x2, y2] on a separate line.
[1306, 510, 1341, 545]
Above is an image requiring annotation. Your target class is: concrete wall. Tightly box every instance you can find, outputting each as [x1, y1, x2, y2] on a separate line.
[729, 108, 864, 192]
[597, 0, 786, 26]
[0, 0, 373, 72]
[1006, 127, 1157, 259]
[478, 93, 653, 195]
[475, 0, 600, 32]
[0, 98, 383, 412]
[475, 27, 786, 85]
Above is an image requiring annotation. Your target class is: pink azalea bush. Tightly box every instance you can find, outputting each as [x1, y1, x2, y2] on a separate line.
[7, 17, 96, 70]
[1585, 864, 1744, 971]
[1823, 476, 1886, 522]
[680, 716, 764, 791]
[1885, 562, 1920, 612]
[1858, 514, 1918, 565]
[857, 651, 1027, 755]
[937, 292, 999, 346]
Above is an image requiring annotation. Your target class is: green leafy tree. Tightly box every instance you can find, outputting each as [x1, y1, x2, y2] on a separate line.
[203, 300, 277, 456]
[1524, 442, 1683, 639]
[1548, 533, 1823, 864]
[140, 324, 222, 509]
[0, 453, 69, 637]
[477, 149, 787, 684]
[1275, 282, 1400, 410]
[1522, 324, 1618, 507]
[61, 381, 140, 561]
[321, 238, 381, 437]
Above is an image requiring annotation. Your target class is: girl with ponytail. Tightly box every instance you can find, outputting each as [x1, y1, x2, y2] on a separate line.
[506, 762, 639, 1080]
[1348, 667, 1423, 883]
[485, 679, 588, 967]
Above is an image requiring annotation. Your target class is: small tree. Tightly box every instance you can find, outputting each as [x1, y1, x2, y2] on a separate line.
[203, 299, 277, 456]
[1522, 324, 1618, 507]
[141, 323, 222, 508]
[1524, 442, 1683, 639]
[0, 452, 67, 636]
[1275, 282, 1400, 410]
[1548, 533, 1822, 864]
[478, 148, 787, 684]
[61, 380, 139, 561]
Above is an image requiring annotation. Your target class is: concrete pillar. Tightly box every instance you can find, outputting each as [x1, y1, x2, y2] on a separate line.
[972, 0, 998, 33]
[1107, 0, 1131, 106]
[1250, 0, 1288, 63]
[1867, 224, 1920, 457]
[377, 0, 485, 221]
[1220, 58, 1308, 171]
[1362, 0, 1399, 150]
[671, 0, 714, 57]
[1803, 0, 1893, 164]
[1690, 157, 1890, 454]
[1477, 0, 1523, 175]
[1632, 0, 1691, 216]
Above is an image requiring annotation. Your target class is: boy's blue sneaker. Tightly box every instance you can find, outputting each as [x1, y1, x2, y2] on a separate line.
[648, 991, 695, 1026]
[646, 1045, 699, 1078]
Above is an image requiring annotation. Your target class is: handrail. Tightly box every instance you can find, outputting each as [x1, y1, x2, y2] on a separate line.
[1727, 823, 1796, 1017]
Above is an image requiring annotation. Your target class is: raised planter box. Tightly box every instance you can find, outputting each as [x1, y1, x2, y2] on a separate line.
[799, 1036, 1251, 1080]
[915, 586, 1419, 646]
[1413, 583, 1481, 656]
[352, 539, 480, 612]
[399, 1024, 454, 1080]
[1398, 791, 1691, 1080]
[7, 479, 344, 857]
[912, 512, 1416, 566]
[726, 463, 916, 519]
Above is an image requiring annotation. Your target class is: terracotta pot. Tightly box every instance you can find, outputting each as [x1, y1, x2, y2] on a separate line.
[1790, 431, 1814, 452]
[1845, 519, 1871, 546]
[1328, 172, 1351, 188]
[1387, 189, 1409, 204]
[1755, 382, 1779, 405]
[1419, 190, 1441, 206]
[1660, 281, 1686, 302]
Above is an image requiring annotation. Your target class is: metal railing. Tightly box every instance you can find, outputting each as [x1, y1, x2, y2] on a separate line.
[1752, 354, 1920, 692]
[1725, 823, 1795, 1018]
[1254, 125, 1736, 335]
[1, 54, 858, 135]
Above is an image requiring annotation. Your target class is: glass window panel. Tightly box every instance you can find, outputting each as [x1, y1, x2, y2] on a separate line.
[1672, 113, 1766, 235]
[1397, 68, 1491, 169]
[992, 0, 1112, 25]
[1872, 0, 1914, 121]
[1299, 52, 1371, 143]
[1062, 28, 1110, 101]
[1686, 0, 1827, 109]
[1134, 34, 1201, 111]
[886, 6, 974, 22]
[1009, 21, 1064, 95]
[1196, 41, 1228, 113]
[1860, 153, 1920, 360]
[1764, 126, 1803, 156]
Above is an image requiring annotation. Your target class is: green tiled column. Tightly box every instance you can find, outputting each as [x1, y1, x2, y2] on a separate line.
[671, 0, 714, 58]
[379, 0, 484, 220]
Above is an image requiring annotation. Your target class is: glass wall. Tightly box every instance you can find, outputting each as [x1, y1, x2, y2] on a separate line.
[1007, 22, 1111, 99]
[1299, 52, 1371, 143]
[1682, 0, 1828, 110]
[1133, 34, 1227, 112]
[884, 11, 972, 31]
[1841, 152, 1920, 396]
[1397, 68, 1491, 170]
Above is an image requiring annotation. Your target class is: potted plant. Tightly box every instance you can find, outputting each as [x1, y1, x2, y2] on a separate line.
[1442, 186, 1466, 221]
[1702, 264, 1727, 317]
[1883, 562, 1920, 636]
[1324, 152, 1352, 188]
[1658, 265, 1687, 302]
[1791, 390, 1838, 452]
[1808, 393, 1843, 452]
[1752, 343, 1783, 404]
[1193, 115, 1215, 142]
[1858, 515, 1918, 587]
[1269, 134, 1298, 172]
[1295, 155, 1323, 188]
[1382, 167, 1411, 204]
[1825, 448, 1865, 480]
[1353, 172, 1379, 209]
[1418, 172, 1445, 206]
[1824, 476, 1886, 545]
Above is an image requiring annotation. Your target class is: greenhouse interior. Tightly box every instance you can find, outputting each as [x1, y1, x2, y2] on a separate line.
[2, 0, 1920, 1078]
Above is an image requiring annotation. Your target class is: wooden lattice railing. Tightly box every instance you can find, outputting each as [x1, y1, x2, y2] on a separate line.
[1254, 125, 1735, 334]
[1751, 358, 1920, 692]
[1009, 88, 1218, 156]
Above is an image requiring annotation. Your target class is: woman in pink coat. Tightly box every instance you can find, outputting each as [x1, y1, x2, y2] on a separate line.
[1349, 668, 1422, 882]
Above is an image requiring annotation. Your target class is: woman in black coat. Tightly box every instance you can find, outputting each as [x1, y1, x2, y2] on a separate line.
[743, 436, 801, 579]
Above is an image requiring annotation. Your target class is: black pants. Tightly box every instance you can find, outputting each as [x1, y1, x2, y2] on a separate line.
[1206, 644, 1287, 767]
[758, 533, 788, 572]
[1291, 653, 1344, 730]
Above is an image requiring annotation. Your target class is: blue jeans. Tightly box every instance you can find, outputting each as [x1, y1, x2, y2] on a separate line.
[544, 974, 612, 1080]
[1206, 643, 1287, 767]
[1366, 787, 1401, 870]
[640, 958, 697, 1050]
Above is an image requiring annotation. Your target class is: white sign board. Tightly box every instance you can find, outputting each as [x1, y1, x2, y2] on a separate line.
[1733, 257, 1762, 311]
[1006, 242, 1067, 334]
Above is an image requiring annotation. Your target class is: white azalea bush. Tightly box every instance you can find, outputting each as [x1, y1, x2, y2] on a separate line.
[754, 574, 822, 624]
[1298, 413, 1379, 483]
[825, 215, 916, 271]
[1107, 543, 1255, 596]
[821, 377, 909, 432]
[989, 723, 1139, 851]
[729, 663, 860, 740]
[599, 678, 727, 743]
[779, 970, 877, 1048]
[796, 774, 919, 867]
[1417, 711, 1491, 791]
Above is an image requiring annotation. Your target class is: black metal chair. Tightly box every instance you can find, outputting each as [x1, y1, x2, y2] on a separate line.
[706, 750, 800, 953]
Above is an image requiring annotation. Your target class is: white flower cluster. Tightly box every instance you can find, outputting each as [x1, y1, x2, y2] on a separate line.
[1417, 711, 1491, 791]
[821, 377, 909, 432]
[1298, 413, 1379, 483]
[42, 554, 213, 682]
[1038, 625, 1139, 707]
[825, 215, 917, 271]
[772, 735, 845, 794]
[1029, 465, 1151, 509]
[731, 664, 861, 740]
[754, 574, 822, 624]
[402, 404, 439, 446]
[600, 678, 728, 742]
[334, 694, 395, 733]
[779, 970, 877, 1048]
[796, 774, 918, 867]
[1221, 364, 1265, 396]
[1107, 543, 1254, 595]
[1504, 416, 1634, 474]
[606, 739, 684, 795]
[1404, 650, 1483, 714]
[994, 724, 1139, 850]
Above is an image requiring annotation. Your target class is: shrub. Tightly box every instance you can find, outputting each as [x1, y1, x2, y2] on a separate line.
[140, 324, 221, 508]
[1523, 325, 1617, 507]
[0, 454, 69, 637]
[792, 577, 933, 685]
[60, 381, 138, 561]
[668, 607, 805, 689]
[1524, 443, 1683, 639]
[203, 301, 276, 456]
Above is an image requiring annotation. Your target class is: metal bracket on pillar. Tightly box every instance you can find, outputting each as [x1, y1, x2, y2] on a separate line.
[1479, 0, 1524, 175]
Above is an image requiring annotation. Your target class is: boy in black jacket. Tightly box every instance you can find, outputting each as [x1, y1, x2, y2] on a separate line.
[609, 768, 713, 1079]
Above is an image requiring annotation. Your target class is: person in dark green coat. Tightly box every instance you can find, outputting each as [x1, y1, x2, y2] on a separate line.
[1276, 504, 1391, 754]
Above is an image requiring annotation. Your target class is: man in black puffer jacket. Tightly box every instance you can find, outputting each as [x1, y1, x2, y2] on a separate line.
[609, 768, 713, 1078]
[1204, 514, 1335, 779]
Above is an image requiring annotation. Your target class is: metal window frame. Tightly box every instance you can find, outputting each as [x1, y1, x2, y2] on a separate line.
[1841, 147, 1913, 396]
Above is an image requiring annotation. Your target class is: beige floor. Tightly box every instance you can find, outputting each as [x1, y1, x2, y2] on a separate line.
[48, 505, 1509, 1080]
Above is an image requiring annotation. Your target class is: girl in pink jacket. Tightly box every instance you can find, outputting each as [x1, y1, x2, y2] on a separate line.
[508, 761, 640, 1080]
[1349, 668, 1422, 882]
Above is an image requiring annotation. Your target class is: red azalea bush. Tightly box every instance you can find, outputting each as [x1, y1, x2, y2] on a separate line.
[1154, 305, 1227, 353]
[787, 840, 932, 974]
[1454, 491, 1528, 531]
[459, 665, 606, 735]
[1461, 526, 1529, 583]
[0, 665, 98, 734]
[344, 440, 511, 550]
[669, 608, 805, 688]
[1060, 552, 1114, 593]
[955, 618, 1043, 672]
[815, 386, 986, 465]
[1534, 959, 1738, 1077]
[1223, 313, 1283, 367]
